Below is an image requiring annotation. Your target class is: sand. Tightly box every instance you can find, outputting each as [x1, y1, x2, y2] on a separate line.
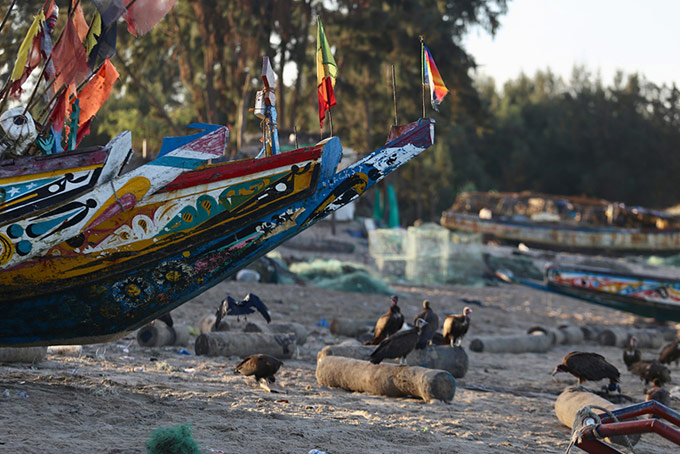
[2, 225, 679, 453]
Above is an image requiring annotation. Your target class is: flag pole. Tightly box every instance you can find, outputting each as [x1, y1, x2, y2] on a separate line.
[420, 36, 426, 119]
[328, 108, 333, 137]
[391, 64, 398, 126]
[0, 0, 17, 37]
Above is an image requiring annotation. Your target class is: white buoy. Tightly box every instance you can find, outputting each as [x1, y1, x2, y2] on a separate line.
[0, 107, 38, 157]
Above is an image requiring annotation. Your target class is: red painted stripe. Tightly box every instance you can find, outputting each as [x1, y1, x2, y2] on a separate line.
[160, 143, 324, 192]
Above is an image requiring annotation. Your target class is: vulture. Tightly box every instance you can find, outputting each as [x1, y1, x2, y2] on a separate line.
[413, 300, 439, 350]
[370, 318, 428, 365]
[234, 354, 283, 384]
[622, 336, 641, 370]
[646, 379, 671, 408]
[365, 295, 404, 345]
[552, 351, 621, 393]
[659, 339, 680, 366]
[630, 360, 671, 386]
[442, 307, 472, 347]
[215, 293, 271, 329]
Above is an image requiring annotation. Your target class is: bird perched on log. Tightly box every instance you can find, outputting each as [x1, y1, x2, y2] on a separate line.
[234, 354, 283, 385]
[646, 378, 671, 408]
[552, 351, 621, 393]
[365, 295, 404, 345]
[370, 318, 428, 365]
[413, 300, 439, 349]
[442, 307, 472, 347]
[659, 339, 680, 367]
[630, 360, 671, 387]
[622, 336, 641, 370]
[215, 293, 271, 329]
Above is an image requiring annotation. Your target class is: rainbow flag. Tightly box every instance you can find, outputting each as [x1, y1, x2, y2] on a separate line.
[316, 17, 338, 128]
[422, 43, 448, 112]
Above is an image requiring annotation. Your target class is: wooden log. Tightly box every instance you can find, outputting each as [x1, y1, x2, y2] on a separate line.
[244, 321, 309, 345]
[596, 327, 668, 348]
[136, 322, 190, 347]
[527, 326, 562, 345]
[198, 315, 232, 334]
[329, 318, 374, 338]
[315, 355, 455, 403]
[46, 345, 83, 356]
[317, 344, 468, 378]
[555, 386, 640, 447]
[469, 333, 552, 353]
[557, 325, 585, 345]
[194, 332, 296, 359]
[0, 347, 46, 363]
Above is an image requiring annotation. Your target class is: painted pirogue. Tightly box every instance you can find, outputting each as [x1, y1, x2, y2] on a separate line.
[0, 118, 435, 346]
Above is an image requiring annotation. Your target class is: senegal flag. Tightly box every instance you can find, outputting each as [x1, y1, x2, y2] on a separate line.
[316, 17, 338, 128]
[422, 42, 448, 112]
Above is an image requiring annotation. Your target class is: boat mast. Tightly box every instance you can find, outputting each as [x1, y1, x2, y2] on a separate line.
[254, 56, 280, 157]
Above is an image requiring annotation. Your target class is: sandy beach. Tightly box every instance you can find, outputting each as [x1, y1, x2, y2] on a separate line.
[1, 225, 679, 454]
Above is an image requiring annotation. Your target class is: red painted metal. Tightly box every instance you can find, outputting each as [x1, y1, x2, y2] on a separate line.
[573, 400, 680, 454]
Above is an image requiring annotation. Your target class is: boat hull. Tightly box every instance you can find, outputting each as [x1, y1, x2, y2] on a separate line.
[0, 119, 434, 346]
[441, 212, 680, 254]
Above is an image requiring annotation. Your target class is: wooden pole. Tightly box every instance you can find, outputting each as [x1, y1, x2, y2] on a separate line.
[0, 346, 46, 363]
[315, 355, 455, 403]
[420, 36, 426, 119]
[328, 108, 334, 137]
[195, 332, 296, 359]
[136, 322, 190, 347]
[329, 318, 375, 338]
[391, 64, 398, 126]
[469, 332, 553, 353]
[0, 0, 17, 36]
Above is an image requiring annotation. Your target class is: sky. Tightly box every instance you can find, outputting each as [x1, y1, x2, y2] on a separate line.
[462, 0, 680, 89]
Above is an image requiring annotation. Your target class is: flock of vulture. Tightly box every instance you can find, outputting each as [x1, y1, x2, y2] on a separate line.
[553, 336, 680, 406]
[175, 291, 679, 410]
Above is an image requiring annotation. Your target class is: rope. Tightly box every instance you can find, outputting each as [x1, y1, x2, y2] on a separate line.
[564, 405, 636, 454]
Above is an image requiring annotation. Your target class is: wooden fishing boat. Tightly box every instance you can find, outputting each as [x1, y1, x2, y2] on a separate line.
[0, 118, 435, 346]
[543, 263, 680, 322]
[441, 191, 680, 255]
[0, 135, 130, 225]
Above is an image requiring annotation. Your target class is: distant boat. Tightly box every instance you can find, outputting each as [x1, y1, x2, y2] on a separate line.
[0, 118, 435, 347]
[441, 191, 680, 255]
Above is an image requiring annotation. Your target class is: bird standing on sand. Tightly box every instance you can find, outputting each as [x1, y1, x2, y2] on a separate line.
[552, 351, 621, 393]
[413, 300, 439, 349]
[370, 318, 428, 365]
[214, 293, 271, 329]
[630, 360, 671, 387]
[646, 378, 671, 408]
[366, 295, 404, 345]
[442, 307, 472, 347]
[235, 354, 283, 385]
[623, 336, 641, 370]
[659, 339, 680, 367]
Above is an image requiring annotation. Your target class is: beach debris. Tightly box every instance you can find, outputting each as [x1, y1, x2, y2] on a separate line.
[316, 317, 329, 328]
[235, 269, 261, 282]
[629, 360, 671, 387]
[553, 352, 621, 394]
[235, 353, 283, 392]
[176, 349, 190, 355]
[145, 424, 201, 454]
[290, 258, 394, 295]
[413, 301, 439, 350]
[316, 355, 455, 403]
[195, 332, 295, 359]
[308, 450, 328, 454]
[0, 107, 38, 158]
[370, 318, 427, 365]
[659, 338, 680, 366]
[622, 336, 641, 370]
[318, 343, 468, 378]
[215, 293, 271, 325]
[365, 295, 404, 345]
[441, 307, 472, 347]
[136, 321, 190, 348]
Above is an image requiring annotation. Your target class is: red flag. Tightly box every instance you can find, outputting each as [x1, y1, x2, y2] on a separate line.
[72, 0, 90, 42]
[50, 84, 76, 133]
[51, 18, 89, 92]
[124, 0, 176, 37]
[76, 118, 92, 146]
[74, 59, 120, 127]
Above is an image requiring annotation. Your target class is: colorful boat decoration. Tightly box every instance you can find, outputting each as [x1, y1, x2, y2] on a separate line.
[0, 125, 228, 270]
[0, 133, 131, 225]
[543, 263, 680, 322]
[0, 118, 434, 346]
[2, 137, 329, 300]
[441, 191, 680, 255]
